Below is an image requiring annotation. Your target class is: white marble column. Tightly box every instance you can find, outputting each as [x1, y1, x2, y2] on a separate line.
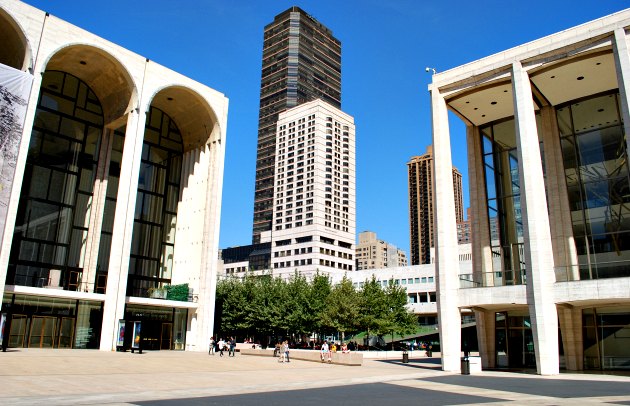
[613, 28, 630, 153]
[99, 107, 146, 351]
[195, 123, 225, 351]
[81, 127, 114, 292]
[511, 61, 559, 375]
[539, 106, 578, 281]
[558, 305, 583, 371]
[430, 84, 461, 372]
[474, 308, 496, 369]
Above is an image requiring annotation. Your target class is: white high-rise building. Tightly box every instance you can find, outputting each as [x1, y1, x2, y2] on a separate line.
[260, 99, 355, 278]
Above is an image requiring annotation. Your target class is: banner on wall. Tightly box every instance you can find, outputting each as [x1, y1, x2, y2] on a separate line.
[0, 64, 33, 247]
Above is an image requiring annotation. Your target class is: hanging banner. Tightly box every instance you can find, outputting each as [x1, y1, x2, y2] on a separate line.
[0, 313, 6, 344]
[131, 321, 141, 349]
[116, 319, 125, 348]
[0, 64, 33, 247]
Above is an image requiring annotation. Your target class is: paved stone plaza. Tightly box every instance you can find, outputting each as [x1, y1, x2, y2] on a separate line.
[1, 349, 629, 405]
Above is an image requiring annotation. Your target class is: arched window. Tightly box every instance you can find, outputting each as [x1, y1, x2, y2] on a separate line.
[9, 71, 103, 290]
[127, 106, 183, 297]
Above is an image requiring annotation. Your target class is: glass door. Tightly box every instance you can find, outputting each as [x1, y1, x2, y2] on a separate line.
[58, 317, 74, 348]
[9, 314, 28, 347]
[161, 323, 172, 350]
[29, 316, 57, 348]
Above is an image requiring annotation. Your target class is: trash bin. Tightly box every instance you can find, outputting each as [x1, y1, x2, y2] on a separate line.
[461, 357, 470, 375]
[402, 352, 409, 363]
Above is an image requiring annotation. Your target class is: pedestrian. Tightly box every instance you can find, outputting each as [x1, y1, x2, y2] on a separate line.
[218, 338, 225, 357]
[209, 337, 215, 355]
[229, 337, 236, 357]
[283, 340, 290, 363]
[274, 341, 281, 358]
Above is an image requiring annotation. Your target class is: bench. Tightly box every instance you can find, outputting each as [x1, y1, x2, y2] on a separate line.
[240, 348, 363, 366]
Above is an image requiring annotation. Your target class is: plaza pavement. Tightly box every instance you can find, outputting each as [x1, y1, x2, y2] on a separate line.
[1, 348, 629, 405]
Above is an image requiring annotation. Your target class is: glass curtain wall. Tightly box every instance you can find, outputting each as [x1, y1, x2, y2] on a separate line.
[557, 92, 630, 279]
[480, 119, 525, 286]
[7, 71, 103, 291]
[127, 106, 182, 297]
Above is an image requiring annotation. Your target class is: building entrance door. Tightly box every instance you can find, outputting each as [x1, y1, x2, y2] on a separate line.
[161, 323, 173, 350]
[29, 316, 57, 348]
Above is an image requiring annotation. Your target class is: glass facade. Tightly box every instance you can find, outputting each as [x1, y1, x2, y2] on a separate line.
[124, 305, 187, 350]
[2, 293, 103, 349]
[583, 307, 630, 370]
[7, 71, 103, 291]
[481, 119, 525, 285]
[558, 92, 630, 279]
[127, 106, 183, 297]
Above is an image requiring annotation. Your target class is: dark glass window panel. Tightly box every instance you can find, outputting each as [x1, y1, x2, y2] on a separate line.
[101, 199, 116, 233]
[34, 110, 60, 132]
[169, 156, 182, 183]
[28, 166, 50, 199]
[18, 240, 38, 261]
[74, 193, 91, 227]
[59, 117, 85, 140]
[142, 194, 164, 224]
[68, 229, 87, 267]
[62, 74, 79, 98]
[145, 128, 159, 144]
[78, 167, 94, 193]
[42, 134, 70, 169]
[166, 185, 179, 212]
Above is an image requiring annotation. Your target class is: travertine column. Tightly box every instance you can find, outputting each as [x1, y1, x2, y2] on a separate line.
[99, 107, 146, 351]
[81, 127, 114, 292]
[474, 308, 496, 369]
[466, 126, 493, 287]
[539, 106, 578, 281]
[613, 28, 630, 148]
[430, 84, 461, 372]
[558, 305, 583, 371]
[512, 61, 559, 375]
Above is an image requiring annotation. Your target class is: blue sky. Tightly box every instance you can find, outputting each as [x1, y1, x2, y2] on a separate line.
[23, 0, 626, 255]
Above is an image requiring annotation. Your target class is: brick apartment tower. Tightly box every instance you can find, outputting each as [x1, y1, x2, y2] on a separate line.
[408, 146, 463, 264]
[252, 7, 342, 243]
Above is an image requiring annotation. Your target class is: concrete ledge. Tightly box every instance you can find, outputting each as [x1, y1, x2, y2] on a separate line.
[240, 348, 363, 366]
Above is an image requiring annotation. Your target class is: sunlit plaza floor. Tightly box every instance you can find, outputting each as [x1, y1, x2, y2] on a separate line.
[1, 348, 629, 405]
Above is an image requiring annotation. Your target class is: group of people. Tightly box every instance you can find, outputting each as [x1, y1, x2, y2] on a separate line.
[319, 340, 350, 362]
[209, 337, 236, 357]
[275, 340, 290, 363]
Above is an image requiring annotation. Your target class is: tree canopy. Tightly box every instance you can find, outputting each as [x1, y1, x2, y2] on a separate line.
[215, 271, 418, 347]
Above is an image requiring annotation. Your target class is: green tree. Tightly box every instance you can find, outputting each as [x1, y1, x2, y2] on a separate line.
[358, 276, 388, 349]
[320, 275, 360, 343]
[382, 281, 417, 349]
[308, 271, 331, 334]
[285, 271, 312, 339]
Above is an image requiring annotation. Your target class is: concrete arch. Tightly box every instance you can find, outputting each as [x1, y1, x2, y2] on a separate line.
[42, 43, 136, 123]
[0, 6, 31, 71]
[147, 85, 220, 152]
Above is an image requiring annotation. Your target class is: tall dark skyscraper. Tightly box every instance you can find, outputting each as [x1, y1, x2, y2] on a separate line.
[252, 7, 341, 243]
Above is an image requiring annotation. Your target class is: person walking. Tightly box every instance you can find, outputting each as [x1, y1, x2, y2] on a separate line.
[229, 337, 236, 357]
[283, 340, 290, 363]
[218, 338, 225, 357]
[209, 337, 215, 355]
